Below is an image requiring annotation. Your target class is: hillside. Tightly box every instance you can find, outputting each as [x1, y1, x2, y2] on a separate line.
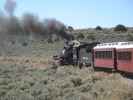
[1, 27, 133, 56]
[72, 27, 133, 43]
[0, 27, 133, 100]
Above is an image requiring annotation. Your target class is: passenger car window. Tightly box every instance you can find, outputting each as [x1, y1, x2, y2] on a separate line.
[117, 52, 132, 60]
[95, 51, 112, 59]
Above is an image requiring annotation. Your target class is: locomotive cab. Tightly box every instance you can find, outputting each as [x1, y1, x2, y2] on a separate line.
[77, 42, 100, 68]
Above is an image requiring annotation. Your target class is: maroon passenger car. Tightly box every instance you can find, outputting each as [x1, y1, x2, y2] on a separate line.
[93, 42, 133, 74]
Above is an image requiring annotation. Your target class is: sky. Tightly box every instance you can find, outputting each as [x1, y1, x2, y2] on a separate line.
[0, 0, 133, 29]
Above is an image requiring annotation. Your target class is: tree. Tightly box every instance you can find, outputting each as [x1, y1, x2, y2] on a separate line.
[95, 26, 102, 31]
[114, 24, 127, 32]
[67, 26, 74, 32]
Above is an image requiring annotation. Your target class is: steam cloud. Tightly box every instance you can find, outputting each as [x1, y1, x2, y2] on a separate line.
[4, 0, 16, 16]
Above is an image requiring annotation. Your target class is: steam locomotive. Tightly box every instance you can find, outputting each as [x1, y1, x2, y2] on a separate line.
[54, 41, 133, 74]
[53, 40, 99, 67]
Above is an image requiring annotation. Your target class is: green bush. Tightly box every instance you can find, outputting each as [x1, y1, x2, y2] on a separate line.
[47, 38, 53, 43]
[22, 42, 28, 47]
[95, 26, 103, 31]
[71, 77, 82, 87]
[77, 33, 85, 39]
[127, 33, 133, 41]
[114, 24, 127, 32]
[87, 34, 95, 40]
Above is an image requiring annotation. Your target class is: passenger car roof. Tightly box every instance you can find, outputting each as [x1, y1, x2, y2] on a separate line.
[94, 42, 133, 49]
